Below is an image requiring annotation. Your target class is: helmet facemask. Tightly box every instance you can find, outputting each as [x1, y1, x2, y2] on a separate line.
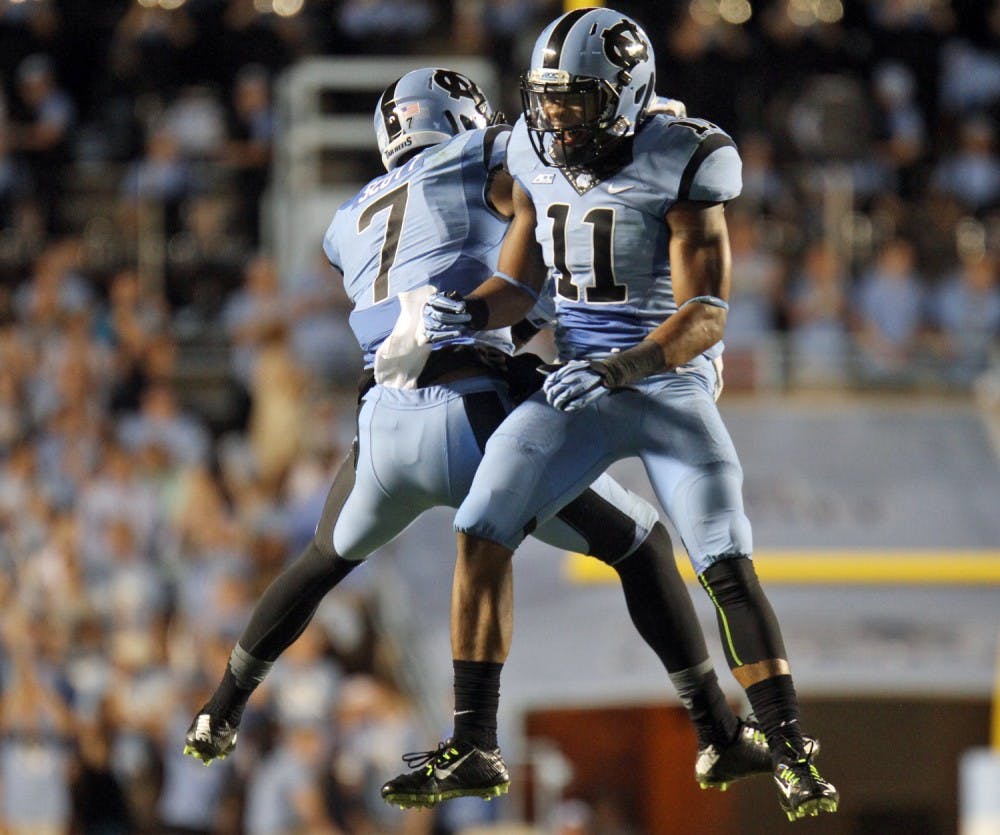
[522, 71, 630, 168]
[521, 8, 657, 170]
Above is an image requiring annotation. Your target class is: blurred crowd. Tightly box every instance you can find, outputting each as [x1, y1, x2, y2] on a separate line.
[0, 1, 999, 833]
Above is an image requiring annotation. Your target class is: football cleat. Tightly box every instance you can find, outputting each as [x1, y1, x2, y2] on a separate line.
[773, 745, 839, 821]
[183, 712, 238, 765]
[697, 721, 822, 791]
[696, 720, 771, 790]
[381, 738, 510, 809]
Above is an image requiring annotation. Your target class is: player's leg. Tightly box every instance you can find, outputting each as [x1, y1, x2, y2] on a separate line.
[637, 372, 838, 819]
[184, 447, 366, 764]
[185, 384, 467, 765]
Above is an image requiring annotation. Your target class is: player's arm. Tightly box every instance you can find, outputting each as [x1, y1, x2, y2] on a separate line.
[645, 200, 731, 367]
[423, 180, 546, 339]
[471, 179, 547, 324]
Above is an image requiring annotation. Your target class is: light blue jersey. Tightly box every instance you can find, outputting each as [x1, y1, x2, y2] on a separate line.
[324, 125, 514, 367]
[315, 125, 657, 564]
[507, 114, 742, 363]
[457, 114, 752, 571]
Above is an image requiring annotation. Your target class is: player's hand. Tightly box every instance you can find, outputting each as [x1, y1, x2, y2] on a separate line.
[542, 360, 609, 412]
[423, 291, 474, 343]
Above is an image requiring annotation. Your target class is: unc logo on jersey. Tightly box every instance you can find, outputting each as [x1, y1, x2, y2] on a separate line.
[602, 20, 649, 73]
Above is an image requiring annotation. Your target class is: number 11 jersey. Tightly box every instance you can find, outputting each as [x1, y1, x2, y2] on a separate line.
[506, 113, 743, 365]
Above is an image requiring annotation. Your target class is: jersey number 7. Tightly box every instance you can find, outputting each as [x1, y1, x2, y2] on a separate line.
[357, 183, 409, 303]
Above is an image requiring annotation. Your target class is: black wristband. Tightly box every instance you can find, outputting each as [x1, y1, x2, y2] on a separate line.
[591, 340, 667, 388]
[464, 296, 489, 331]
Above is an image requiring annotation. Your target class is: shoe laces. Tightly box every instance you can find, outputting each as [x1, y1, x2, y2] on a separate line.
[401, 740, 460, 773]
[739, 717, 766, 746]
[779, 741, 821, 782]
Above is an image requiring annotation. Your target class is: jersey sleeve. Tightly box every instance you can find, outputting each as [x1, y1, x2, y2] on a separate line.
[483, 124, 511, 172]
[677, 132, 742, 203]
[322, 215, 343, 272]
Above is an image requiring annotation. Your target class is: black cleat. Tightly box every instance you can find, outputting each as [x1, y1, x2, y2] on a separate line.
[697, 721, 822, 791]
[183, 712, 238, 765]
[696, 720, 771, 790]
[381, 739, 510, 809]
[773, 746, 839, 821]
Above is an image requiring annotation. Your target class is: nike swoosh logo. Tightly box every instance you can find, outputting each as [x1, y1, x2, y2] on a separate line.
[607, 184, 633, 194]
[433, 750, 474, 780]
[774, 776, 797, 799]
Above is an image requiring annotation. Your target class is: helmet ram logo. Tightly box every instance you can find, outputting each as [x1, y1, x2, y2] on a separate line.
[602, 20, 649, 73]
[433, 70, 484, 105]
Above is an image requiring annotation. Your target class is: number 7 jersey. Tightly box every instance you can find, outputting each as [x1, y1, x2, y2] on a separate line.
[506, 113, 743, 363]
[323, 125, 513, 367]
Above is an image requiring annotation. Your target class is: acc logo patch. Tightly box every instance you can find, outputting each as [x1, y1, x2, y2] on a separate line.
[532, 173, 556, 184]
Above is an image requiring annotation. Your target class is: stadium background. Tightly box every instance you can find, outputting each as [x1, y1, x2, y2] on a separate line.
[1, 0, 998, 833]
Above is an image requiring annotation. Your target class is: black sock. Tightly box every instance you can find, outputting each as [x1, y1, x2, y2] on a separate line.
[745, 675, 805, 761]
[204, 665, 254, 728]
[453, 660, 502, 749]
[670, 663, 740, 749]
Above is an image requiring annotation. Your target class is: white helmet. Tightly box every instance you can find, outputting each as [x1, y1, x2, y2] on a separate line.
[374, 67, 493, 171]
[521, 7, 656, 168]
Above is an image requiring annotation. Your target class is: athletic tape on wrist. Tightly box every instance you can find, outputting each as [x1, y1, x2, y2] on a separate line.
[679, 295, 729, 311]
[494, 271, 540, 302]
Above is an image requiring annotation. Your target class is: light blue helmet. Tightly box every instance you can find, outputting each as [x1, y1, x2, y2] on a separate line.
[374, 67, 493, 171]
[521, 7, 656, 167]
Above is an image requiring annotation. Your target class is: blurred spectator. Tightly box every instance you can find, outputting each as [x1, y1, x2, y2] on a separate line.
[70, 718, 133, 835]
[870, 61, 927, 198]
[0, 77, 34, 236]
[93, 268, 172, 412]
[329, 675, 429, 834]
[156, 699, 236, 835]
[244, 720, 343, 835]
[13, 238, 92, 334]
[926, 254, 1000, 387]
[0, 606, 76, 835]
[107, 3, 195, 99]
[222, 63, 275, 244]
[119, 122, 199, 239]
[287, 252, 363, 388]
[6, 53, 75, 233]
[734, 132, 797, 219]
[248, 323, 308, 490]
[162, 84, 228, 162]
[938, 35, 1000, 117]
[219, 0, 320, 78]
[724, 211, 786, 348]
[336, 0, 434, 54]
[850, 236, 926, 385]
[118, 382, 211, 467]
[930, 116, 1000, 215]
[270, 625, 343, 728]
[222, 252, 287, 389]
[166, 194, 249, 316]
[787, 240, 852, 386]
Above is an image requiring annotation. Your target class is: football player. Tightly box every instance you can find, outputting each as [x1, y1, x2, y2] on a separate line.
[183, 67, 771, 806]
[408, 8, 838, 823]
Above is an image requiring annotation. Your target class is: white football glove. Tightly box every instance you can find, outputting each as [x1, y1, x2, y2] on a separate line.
[542, 360, 609, 412]
[423, 291, 475, 343]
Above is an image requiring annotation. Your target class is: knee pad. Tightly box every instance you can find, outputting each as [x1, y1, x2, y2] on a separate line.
[699, 556, 787, 669]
